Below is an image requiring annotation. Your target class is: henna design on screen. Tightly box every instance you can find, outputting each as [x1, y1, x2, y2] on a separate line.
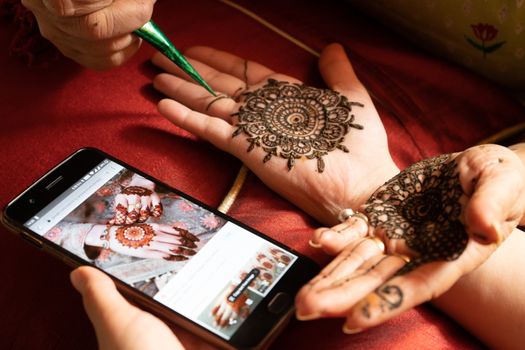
[232, 79, 364, 172]
[363, 154, 468, 273]
[116, 224, 155, 249]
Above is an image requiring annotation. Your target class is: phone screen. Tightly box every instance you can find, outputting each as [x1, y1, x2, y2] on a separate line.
[20, 157, 299, 341]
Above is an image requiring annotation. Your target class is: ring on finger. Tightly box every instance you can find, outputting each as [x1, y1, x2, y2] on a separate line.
[338, 208, 369, 225]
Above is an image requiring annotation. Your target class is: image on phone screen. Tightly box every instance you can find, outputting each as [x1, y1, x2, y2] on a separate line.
[22, 158, 298, 340]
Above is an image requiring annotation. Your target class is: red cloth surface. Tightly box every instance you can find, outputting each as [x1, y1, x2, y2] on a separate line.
[1, 0, 523, 348]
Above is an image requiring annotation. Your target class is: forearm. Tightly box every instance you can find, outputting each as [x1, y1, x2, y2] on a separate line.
[432, 228, 525, 349]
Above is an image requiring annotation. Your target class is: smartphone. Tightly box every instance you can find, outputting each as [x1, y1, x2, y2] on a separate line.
[2, 148, 319, 350]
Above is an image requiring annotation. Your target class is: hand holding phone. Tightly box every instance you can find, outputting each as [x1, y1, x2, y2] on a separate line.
[2, 148, 319, 349]
[70, 266, 189, 350]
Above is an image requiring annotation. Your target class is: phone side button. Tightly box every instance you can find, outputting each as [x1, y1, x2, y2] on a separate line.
[20, 231, 43, 248]
[267, 292, 291, 314]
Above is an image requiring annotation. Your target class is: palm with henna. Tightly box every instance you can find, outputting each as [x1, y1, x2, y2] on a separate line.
[296, 144, 525, 333]
[152, 44, 398, 225]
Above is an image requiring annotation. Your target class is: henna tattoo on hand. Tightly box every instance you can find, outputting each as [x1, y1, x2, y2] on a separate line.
[115, 224, 155, 249]
[361, 284, 403, 318]
[363, 154, 468, 273]
[232, 79, 364, 172]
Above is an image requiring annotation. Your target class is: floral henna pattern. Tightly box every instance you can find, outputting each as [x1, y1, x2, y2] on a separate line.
[232, 79, 364, 172]
[115, 224, 155, 249]
[363, 154, 468, 273]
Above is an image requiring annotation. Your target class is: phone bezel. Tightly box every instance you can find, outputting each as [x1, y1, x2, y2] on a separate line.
[2, 147, 319, 349]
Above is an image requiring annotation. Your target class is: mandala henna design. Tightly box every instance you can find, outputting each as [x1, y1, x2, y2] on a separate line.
[232, 79, 364, 172]
[363, 154, 468, 273]
[115, 224, 155, 249]
[121, 186, 153, 196]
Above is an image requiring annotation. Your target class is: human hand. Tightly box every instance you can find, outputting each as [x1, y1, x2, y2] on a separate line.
[211, 286, 250, 328]
[21, 0, 155, 69]
[70, 266, 224, 350]
[296, 144, 525, 332]
[89, 223, 199, 260]
[111, 176, 163, 224]
[152, 44, 399, 225]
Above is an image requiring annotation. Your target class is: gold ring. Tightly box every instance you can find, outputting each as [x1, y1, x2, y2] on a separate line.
[338, 209, 369, 225]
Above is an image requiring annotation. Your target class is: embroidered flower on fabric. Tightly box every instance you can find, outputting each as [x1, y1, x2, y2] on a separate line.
[178, 201, 194, 212]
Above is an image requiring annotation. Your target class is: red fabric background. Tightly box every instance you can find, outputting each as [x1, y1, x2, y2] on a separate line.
[1, 0, 523, 348]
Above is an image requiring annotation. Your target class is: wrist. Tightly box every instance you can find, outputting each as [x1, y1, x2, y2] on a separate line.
[85, 224, 107, 248]
[310, 161, 400, 226]
[128, 174, 155, 191]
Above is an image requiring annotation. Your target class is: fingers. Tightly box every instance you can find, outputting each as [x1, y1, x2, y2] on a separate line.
[70, 266, 139, 337]
[153, 72, 237, 122]
[39, 0, 113, 16]
[184, 46, 275, 85]
[22, 0, 155, 69]
[152, 53, 247, 99]
[70, 266, 186, 350]
[319, 43, 367, 97]
[309, 213, 370, 255]
[157, 99, 238, 155]
[295, 238, 406, 319]
[457, 145, 525, 244]
[342, 257, 464, 333]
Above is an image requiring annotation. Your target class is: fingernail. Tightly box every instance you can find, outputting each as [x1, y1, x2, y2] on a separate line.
[342, 324, 363, 334]
[308, 240, 322, 249]
[296, 311, 321, 321]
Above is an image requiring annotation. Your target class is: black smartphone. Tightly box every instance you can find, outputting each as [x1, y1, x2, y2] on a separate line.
[2, 148, 319, 350]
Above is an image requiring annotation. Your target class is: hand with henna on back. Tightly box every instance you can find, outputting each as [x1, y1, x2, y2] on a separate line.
[297, 144, 525, 333]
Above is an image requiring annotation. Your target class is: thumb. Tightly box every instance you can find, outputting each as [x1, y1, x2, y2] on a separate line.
[70, 266, 136, 337]
[70, 266, 186, 350]
[458, 145, 525, 244]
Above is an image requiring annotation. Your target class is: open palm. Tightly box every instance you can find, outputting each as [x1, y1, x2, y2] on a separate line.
[296, 144, 525, 331]
[152, 44, 398, 225]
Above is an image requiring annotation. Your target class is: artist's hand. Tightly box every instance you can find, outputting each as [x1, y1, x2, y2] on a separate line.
[111, 175, 163, 224]
[152, 44, 399, 226]
[70, 266, 218, 350]
[21, 0, 155, 69]
[87, 223, 199, 260]
[296, 144, 525, 332]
